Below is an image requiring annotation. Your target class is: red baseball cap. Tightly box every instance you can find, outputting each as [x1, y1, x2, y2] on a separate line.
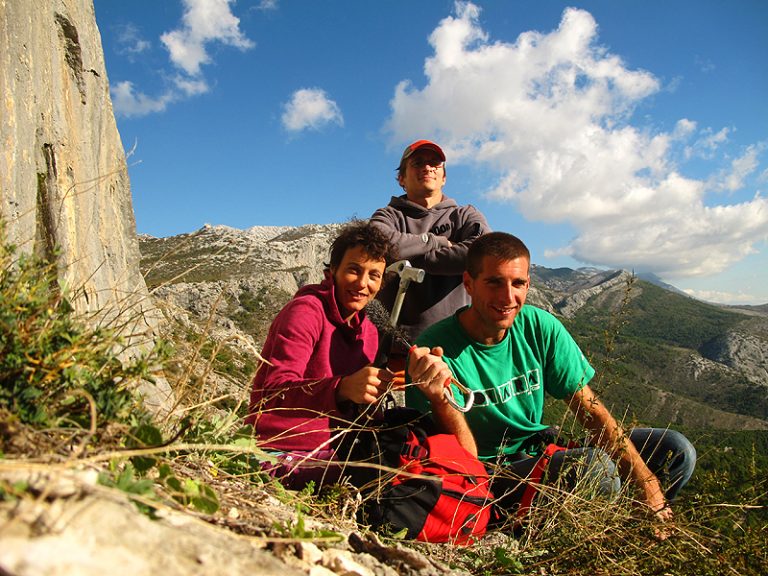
[399, 139, 446, 163]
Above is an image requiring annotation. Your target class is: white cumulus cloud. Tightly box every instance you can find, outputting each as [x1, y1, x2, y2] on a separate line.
[282, 88, 344, 132]
[682, 288, 758, 306]
[256, 0, 278, 11]
[386, 1, 768, 279]
[685, 127, 731, 160]
[161, 0, 254, 77]
[111, 81, 175, 118]
[173, 75, 210, 97]
[115, 23, 151, 57]
[112, 0, 253, 118]
[714, 143, 765, 192]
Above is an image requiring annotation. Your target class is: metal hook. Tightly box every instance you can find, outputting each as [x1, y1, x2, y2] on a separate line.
[443, 378, 475, 413]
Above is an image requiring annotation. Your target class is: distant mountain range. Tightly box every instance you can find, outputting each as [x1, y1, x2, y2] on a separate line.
[139, 224, 768, 432]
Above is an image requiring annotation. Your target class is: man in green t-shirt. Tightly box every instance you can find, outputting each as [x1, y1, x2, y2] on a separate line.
[406, 232, 695, 533]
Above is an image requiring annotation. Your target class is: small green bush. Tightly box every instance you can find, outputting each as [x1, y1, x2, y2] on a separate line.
[0, 234, 163, 430]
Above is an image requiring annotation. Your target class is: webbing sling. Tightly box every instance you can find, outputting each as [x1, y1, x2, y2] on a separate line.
[516, 443, 568, 520]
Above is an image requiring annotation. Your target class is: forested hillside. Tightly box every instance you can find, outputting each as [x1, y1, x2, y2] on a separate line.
[562, 280, 768, 428]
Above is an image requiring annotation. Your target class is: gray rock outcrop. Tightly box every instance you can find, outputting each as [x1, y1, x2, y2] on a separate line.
[700, 328, 768, 389]
[1, 0, 170, 411]
[0, 0, 154, 333]
[141, 223, 342, 344]
[554, 269, 633, 318]
[0, 466, 472, 576]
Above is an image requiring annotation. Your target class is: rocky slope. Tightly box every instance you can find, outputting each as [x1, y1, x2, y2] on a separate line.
[700, 323, 768, 385]
[1, 463, 477, 576]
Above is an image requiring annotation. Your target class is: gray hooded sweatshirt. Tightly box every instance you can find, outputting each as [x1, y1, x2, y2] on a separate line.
[370, 194, 490, 340]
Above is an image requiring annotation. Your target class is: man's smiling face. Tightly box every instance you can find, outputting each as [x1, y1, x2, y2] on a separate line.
[461, 255, 530, 345]
[398, 150, 446, 207]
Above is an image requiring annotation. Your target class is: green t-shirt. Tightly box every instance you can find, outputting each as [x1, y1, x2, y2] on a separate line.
[407, 305, 595, 460]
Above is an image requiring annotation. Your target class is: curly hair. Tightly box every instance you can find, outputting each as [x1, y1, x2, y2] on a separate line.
[328, 220, 399, 270]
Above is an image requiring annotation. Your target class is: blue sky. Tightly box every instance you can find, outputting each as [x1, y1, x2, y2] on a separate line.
[94, 0, 768, 305]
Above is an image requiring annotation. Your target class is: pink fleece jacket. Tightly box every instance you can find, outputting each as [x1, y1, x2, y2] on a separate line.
[246, 273, 379, 452]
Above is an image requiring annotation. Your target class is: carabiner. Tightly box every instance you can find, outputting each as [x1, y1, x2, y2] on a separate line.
[443, 378, 475, 413]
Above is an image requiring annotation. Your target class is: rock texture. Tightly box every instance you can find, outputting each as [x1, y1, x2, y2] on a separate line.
[0, 466, 473, 576]
[700, 325, 768, 388]
[553, 270, 633, 318]
[138, 224, 343, 404]
[141, 223, 341, 348]
[0, 0, 153, 334]
[0, 0, 171, 411]
[0, 492, 302, 576]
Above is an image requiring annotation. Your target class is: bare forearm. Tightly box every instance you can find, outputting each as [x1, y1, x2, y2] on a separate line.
[569, 387, 666, 510]
[407, 346, 478, 456]
[591, 413, 663, 501]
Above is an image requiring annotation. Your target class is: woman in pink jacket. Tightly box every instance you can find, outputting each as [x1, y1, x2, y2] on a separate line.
[246, 221, 460, 489]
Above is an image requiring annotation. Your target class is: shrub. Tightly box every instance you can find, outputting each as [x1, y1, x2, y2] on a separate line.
[0, 233, 163, 431]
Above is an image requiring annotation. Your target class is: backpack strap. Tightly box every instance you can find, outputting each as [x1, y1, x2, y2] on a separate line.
[516, 443, 567, 520]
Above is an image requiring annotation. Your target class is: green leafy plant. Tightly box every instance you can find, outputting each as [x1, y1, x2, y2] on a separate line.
[0, 478, 30, 503]
[157, 462, 220, 514]
[126, 423, 166, 473]
[272, 511, 343, 541]
[181, 413, 272, 481]
[0, 232, 166, 431]
[98, 461, 158, 515]
[99, 461, 155, 496]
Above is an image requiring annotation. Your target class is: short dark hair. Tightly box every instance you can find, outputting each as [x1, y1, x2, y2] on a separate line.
[466, 232, 530, 278]
[328, 220, 398, 270]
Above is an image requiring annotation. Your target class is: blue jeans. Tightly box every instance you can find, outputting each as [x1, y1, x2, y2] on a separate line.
[490, 427, 696, 514]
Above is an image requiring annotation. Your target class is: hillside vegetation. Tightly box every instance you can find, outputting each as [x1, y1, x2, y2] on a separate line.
[137, 224, 768, 573]
[564, 280, 768, 427]
[139, 225, 767, 433]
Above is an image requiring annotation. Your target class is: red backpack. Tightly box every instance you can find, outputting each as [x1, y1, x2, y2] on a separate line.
[338, 408, 493, 545]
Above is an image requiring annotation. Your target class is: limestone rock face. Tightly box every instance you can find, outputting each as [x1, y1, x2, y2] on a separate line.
[0, 0, 152, 332]
[0, 0, 172, 412]
[700, 328, 768, 389]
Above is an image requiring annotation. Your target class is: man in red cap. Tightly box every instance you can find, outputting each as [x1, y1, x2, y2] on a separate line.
[370, 140, 490, 341]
